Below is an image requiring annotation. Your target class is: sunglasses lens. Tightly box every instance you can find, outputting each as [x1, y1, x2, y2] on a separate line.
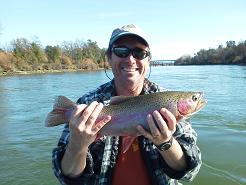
[112, 47, 149, 60]
[132, 48, 149, 60]
[113, 47, 130, 58]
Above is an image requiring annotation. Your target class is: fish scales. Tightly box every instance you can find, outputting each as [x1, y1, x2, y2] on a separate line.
[45, 91, 207, 136]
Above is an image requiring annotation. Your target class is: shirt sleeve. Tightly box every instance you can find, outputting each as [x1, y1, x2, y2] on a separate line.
[143, 119, 202, 182]
[52, 125, 95, 185]
[51, 84, 114, 185]
[171, 119, 202, 181]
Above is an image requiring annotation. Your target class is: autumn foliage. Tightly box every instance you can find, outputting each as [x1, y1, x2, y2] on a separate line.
[0, 38, 108, 74]
[176, 40, 246, 65]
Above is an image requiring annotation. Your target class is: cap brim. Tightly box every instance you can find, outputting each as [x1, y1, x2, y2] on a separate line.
[109, 32, 149, 47]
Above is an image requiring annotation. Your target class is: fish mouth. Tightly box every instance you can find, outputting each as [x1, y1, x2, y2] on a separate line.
[193, 94, 207, 115]
[196, 99, 207, 112]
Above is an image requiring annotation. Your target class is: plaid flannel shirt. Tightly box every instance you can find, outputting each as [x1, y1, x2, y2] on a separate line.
[52, 79, 202, 185]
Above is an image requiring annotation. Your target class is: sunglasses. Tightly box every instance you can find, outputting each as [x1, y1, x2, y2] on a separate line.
[111, 47, 150, 60]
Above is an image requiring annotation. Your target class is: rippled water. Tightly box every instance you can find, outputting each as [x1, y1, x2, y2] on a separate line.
[0, 65, 245, 185]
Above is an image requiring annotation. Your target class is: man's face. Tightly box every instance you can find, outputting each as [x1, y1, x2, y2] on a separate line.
[109, 35, 150, 87]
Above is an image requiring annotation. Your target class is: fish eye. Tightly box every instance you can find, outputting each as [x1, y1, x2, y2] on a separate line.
[192, 95, 198, 102]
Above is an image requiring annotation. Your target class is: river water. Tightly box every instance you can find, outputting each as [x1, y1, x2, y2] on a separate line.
[0, 65, 245, 185]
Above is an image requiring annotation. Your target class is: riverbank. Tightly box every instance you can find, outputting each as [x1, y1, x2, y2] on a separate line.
[0, 68, 105, 76]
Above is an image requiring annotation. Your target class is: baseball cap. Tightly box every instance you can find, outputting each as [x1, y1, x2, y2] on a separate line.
[108, 24, 150, 48]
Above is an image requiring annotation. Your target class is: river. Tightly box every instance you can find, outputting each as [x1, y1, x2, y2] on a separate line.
[0, 65, 245, 185]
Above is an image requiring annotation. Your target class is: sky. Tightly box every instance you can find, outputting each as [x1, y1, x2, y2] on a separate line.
[0, 0, 245, 60]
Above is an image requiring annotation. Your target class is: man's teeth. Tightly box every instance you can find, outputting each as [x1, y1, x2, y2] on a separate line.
[122, 67, 138, 72]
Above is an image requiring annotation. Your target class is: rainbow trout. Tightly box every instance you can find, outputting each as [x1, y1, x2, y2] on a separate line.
[45, 91, 207, 136]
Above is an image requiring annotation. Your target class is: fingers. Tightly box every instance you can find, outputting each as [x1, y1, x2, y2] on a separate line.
[73, 104, 87, 118]
[137, 108, 177, 144]
[78, 102, 103, 128]
[70, 102, 105, 131]
[68, 101, 111, 149]
[159, 108, 176, 132]
[69, 104, 87, 128]
[152, 110, 168, 135]
[92, 115, 111, 133]
[136, 113, 164, 141]
[147, 113, 161, 137]
[136, 125, 152, 139]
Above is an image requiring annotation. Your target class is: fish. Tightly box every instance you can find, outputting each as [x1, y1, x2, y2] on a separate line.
[45, 91, 207, 137]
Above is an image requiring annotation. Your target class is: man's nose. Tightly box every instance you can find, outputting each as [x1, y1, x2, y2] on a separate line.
[125, 53, 136, 63]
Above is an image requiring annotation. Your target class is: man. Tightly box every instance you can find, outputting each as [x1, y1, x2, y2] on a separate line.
[52, 24, 201, 185]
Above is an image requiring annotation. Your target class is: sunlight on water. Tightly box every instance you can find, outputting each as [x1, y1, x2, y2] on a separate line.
[0, 66, 245, 185]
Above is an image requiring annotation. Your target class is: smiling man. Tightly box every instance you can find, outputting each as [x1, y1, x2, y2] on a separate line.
[109, 36, 150, 96]
[52, 24, 202, 185]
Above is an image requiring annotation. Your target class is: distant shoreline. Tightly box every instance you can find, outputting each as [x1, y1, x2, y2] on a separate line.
[1, 64, 245, 76]
[0, 68, 105, 76]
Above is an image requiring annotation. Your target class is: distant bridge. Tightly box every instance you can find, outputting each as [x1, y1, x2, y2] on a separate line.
[150, 60, 176, 66]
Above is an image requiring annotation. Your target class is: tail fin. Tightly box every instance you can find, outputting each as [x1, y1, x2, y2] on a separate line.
[45, 96, 76, 127]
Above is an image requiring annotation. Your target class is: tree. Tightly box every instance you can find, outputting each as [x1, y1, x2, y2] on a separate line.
[226, 41, 236, 48]
[175, 55, 192, 65]
[30, 42, 47, 63]
[82, 39, 105, 65]
[45, 45, 61, 63]
[61, 40, 85, 62]
[10, 38, 49, 70]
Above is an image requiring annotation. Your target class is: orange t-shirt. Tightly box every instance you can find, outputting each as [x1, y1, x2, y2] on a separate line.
[112, 136, 152, 185]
